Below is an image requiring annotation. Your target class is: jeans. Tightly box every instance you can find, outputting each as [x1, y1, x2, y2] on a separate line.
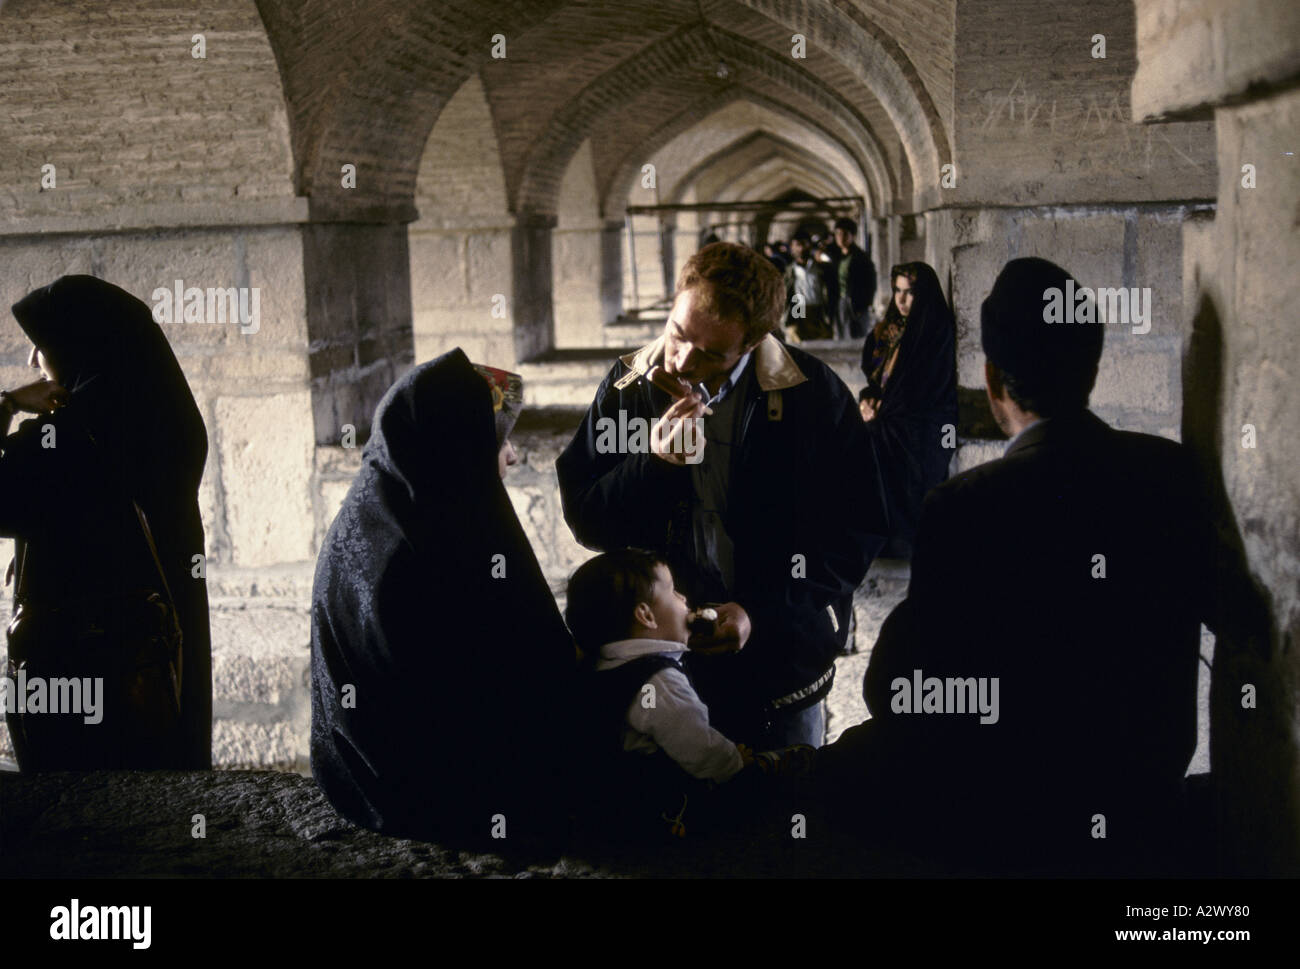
[837, 295, 870, 340]
[755, 700, 826, 749]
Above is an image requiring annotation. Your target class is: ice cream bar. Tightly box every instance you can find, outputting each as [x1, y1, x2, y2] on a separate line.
[688, 606, 719, 637]
[645, 365, 691, 399]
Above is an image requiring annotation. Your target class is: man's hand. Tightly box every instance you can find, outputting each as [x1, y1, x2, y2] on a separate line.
[6, 379, 68, 414]
[650, 392, 707, 467]
[687, 601, 752, 654]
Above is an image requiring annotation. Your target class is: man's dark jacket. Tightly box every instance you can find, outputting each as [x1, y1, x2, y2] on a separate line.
[557, 334, 885, 739]
[819, 411, 1216, 863]
[839, 244, 877, 316]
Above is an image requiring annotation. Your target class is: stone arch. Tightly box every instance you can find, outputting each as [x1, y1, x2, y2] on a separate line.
[753, 187, 838, 245]
[733, 0, 950, 208]
[1, 0, 297, 226]
[552, 141, 609, 346]
[716, 163, 850, 206]
[516, 22, 901, 219]
[669, 132, 857, 207]
[603, 90, 890, 219]
[0, 0, 318, 574]
[409, 73, 516, 368]
[254, 0, 567, 219]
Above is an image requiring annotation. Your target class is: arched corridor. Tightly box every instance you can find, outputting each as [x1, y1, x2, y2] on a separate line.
[0, 0, 1296, 878]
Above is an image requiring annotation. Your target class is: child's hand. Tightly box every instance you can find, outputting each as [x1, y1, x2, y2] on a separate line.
[736, 743, 755, 767]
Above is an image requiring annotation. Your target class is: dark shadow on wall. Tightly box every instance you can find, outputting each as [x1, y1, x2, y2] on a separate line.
[1182, 288, 1296, 874]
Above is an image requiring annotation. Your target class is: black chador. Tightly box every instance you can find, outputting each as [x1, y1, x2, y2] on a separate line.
[4, 275, 212, 768]
[859, 262, 959, 558]
[310, 349, 577, 847]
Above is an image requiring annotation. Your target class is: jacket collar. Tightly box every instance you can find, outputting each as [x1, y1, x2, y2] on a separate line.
[1005, 409, 1108, 458]
[617, 332, 807, 393]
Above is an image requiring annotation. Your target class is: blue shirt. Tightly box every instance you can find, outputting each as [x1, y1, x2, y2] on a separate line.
[692, 351, 752, 409]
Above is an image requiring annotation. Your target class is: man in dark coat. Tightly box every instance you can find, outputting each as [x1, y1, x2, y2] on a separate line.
[832, 217, 876, 340]
[817, 257, 1216, 873]
[557, 242, 885, 750]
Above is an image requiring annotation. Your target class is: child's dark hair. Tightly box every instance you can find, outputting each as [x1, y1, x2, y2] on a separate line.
[565, 549, 665, 664]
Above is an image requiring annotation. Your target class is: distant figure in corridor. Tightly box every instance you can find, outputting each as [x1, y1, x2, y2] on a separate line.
[858, 261, 958, 559]
[310, 349, 577, 848]
[831, 217, 876, 340]
[2, 275, 213, 769]
[816, 258, 1217, 873]
[782, 231, 832, 342]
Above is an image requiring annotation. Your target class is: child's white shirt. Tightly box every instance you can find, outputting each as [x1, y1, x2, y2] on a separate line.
[596, 638, 745, 782]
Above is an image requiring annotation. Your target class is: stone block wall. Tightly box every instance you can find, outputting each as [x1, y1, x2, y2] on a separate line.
[953, 0, 1216, 207]
[926, 203, 1202, 438]
[1135, 0, 1300, 874]
[0, 222, 318, 769]
[304, 222, 415, 446]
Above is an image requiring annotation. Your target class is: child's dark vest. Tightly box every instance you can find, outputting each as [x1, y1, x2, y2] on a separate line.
[581, 654, 709, 837]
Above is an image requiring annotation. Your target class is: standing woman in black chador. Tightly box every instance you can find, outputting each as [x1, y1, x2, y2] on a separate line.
[311, 348, 578, 849]
[859, 262, 959, 559]
[3, 275, 212, 768]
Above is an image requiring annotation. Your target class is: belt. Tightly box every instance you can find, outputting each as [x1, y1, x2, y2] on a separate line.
[770, 666, 835, 710]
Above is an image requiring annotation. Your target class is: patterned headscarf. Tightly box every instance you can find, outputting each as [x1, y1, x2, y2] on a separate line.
[472, 363, 524, 445]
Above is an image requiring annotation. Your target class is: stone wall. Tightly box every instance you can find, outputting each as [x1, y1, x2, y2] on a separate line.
[409, 74, 520, 368]
[926, 202, 1203, 438]
[1135, 0, 1300, 874]
[0, 0, 295, 227]
[952, 0, 1216, 207]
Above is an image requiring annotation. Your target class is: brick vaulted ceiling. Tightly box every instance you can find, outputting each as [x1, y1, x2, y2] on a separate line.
[255, 0, 954, 219]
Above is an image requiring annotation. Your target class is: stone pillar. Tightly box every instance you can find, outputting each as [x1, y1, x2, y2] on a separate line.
[553, 221, 608, 348]
[511, 213, 557, 363]
[659, 213, 677, 302]
[884, 216, 901, 283]
[600, 220, 625, 328]
[303, 221, 414, 445]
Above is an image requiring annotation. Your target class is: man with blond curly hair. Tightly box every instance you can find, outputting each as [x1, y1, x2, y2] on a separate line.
[558, 242, 885, 749]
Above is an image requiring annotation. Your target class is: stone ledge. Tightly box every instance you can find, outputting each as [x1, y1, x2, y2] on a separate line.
[0, 199, 311, 238]
[0, 770, 945, 878]
[0, 769, 1222, 878]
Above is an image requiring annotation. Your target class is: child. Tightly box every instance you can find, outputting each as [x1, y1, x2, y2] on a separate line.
[565, 548, 749, 836]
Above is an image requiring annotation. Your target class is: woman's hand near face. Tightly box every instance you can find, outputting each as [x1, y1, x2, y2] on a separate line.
[6, 379, 68, 414]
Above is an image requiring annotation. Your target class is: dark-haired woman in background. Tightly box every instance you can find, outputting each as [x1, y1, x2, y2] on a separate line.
[2, 275, 212, 768]
[859, 262, 958, 559]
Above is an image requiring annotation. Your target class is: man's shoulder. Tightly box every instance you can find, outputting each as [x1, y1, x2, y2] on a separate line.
[780, 341, 848, 390]
[928, 417, 1195, 513]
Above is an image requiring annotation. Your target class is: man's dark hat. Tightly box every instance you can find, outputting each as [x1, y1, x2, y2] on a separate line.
[980, 257, 1104, 389]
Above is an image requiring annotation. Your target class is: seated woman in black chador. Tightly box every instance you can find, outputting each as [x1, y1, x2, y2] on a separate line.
[858, 262, 958, 559]
[2, 275, 213, 768]
[310, 348, 578, 849]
